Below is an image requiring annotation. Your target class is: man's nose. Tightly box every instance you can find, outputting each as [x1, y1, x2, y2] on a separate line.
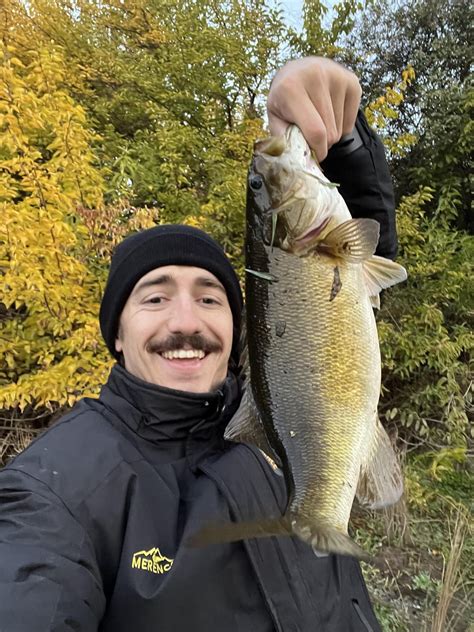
[167, 296, 202, 334]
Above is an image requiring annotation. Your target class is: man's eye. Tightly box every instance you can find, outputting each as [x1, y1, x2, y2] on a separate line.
[202, 297, 218, 305]
[147, 296, 163, 304]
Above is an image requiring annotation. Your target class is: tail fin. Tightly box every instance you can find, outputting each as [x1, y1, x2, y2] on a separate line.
[306, 525, 370, 561]
[187, 517, 370, 561]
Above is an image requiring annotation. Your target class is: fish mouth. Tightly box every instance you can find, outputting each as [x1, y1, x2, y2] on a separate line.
[294, 217, 331, 245]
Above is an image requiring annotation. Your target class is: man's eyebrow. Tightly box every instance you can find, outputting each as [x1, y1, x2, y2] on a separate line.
[133, 274, 173, 294]
[194, 276, 226, 294]
[132, 274, 226, 295]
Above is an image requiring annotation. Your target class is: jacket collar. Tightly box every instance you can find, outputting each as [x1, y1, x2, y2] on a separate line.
[99, 364, 242, 443]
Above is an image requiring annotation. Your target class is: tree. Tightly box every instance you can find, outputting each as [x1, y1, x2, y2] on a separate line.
[2, 0, 471, 452]
[377, 188, 473, 448]
[344, 0, 473, 448]
[19, 0, 287, 262]
[289, 0, 365, 58]
[0, 24, 157, 412]
[346, 0, 473, 231]
[289, 0, 473, 448]
[0, 0, 290, 419]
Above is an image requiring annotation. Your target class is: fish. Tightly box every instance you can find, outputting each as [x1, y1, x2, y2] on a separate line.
[192, 125, 407, 559]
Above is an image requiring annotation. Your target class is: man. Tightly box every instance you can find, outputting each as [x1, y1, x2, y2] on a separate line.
[0, 58, 396, 630]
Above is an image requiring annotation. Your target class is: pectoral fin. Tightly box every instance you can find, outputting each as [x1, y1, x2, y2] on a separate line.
[318, 218, 380, 262]
[370, 294, 381, 309]
[356, 417, 403, 509]
[363, 255, 407, 308]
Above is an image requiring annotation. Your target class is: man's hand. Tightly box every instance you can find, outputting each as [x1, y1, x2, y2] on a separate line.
[267, 57, 362, 162]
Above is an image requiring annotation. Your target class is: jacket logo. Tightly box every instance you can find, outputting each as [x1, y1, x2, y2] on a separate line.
[131, 547, 174, 575]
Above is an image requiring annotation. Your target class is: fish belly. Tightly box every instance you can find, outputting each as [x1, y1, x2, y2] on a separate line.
[247, 245, 380, 535]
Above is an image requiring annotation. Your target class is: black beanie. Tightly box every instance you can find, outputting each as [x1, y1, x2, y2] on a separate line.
[99, 225, 243, 369]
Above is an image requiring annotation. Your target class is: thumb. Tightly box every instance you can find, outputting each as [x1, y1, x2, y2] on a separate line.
[267, 112, 289, 137]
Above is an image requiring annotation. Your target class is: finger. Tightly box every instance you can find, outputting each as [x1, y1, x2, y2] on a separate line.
[330, 87, 345, 141]
[268, 89, 329, 160]
[296, 91, 338, 160]
[304, 83, 340, 150]
[266, 75, 302, 136]
[274, 90, 332, 161]
[342, 79, 362, 135]
[299, 106, 329, 162]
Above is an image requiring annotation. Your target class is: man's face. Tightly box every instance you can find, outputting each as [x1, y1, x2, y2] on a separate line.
[115, 265, 233, 393]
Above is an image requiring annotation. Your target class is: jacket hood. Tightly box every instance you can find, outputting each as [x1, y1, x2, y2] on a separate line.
[99, 364, 242, 444]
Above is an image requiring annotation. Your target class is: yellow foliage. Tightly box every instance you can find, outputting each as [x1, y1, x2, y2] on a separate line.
[365, 65, 416, 156]
[0, 0, 272, 414]
[0, 38, 155, 411]
[426, 447, 467, 481]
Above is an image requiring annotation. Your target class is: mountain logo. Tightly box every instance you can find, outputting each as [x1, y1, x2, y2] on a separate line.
[131, 546, 174, 575]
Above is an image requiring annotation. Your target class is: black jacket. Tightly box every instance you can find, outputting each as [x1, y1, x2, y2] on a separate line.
[322, 109, 398, 260]
[0, 365, 381, 631]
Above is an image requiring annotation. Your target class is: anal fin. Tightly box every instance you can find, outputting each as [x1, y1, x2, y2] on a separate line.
[188, 517, 370, 561]
[356, 417, 404, 509]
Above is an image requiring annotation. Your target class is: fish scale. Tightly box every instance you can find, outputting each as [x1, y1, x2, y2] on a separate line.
[247, 243, 380, 535]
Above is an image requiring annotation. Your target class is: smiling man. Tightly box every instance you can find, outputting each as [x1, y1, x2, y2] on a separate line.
[100, 225, 240, 393]
[116, 265, 231, 391]
[0, 57, 397, 631]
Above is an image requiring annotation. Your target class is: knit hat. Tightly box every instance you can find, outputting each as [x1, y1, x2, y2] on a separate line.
[99, 225, 243, 369]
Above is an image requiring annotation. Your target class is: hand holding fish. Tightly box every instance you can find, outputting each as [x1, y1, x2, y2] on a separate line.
[267, 56, 362, 162]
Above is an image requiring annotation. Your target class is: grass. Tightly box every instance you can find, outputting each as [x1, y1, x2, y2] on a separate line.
[354, 455, 473, 631]
[432, 509, 469, 632]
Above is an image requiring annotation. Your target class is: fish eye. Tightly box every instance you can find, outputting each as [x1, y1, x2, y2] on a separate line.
[250, 175, 263, 190]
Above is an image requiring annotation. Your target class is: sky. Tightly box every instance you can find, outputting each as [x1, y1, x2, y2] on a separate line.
[278, 0, 340, 32]
[280, 0, 304, 29]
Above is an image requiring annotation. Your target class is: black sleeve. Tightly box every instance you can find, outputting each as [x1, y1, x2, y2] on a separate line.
[0, 468, 105, 631]
[321, 109, 398, 260]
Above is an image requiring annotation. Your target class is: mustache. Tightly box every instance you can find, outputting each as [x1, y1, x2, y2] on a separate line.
[146, 333, 222, 355]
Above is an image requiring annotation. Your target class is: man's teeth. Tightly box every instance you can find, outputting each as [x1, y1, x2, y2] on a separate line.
[161, 349, 206, 360]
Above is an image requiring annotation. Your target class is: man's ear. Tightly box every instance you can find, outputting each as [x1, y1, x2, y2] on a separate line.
[115, 323, 123, 353]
